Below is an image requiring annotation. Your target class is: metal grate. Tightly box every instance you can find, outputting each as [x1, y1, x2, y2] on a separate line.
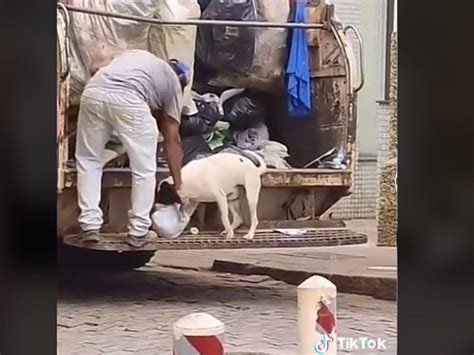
[376, 101, 391, 177]
[376, 100, 392, 220]
[322, 159, 378, 219]
[325, 102, 391, 220]
[63, 229, 367, 252]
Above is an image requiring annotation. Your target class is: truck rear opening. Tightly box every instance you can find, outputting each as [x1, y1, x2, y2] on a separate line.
[57, 0, 366, 260]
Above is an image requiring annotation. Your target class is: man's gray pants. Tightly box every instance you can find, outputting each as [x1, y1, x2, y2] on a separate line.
[75, 87, 158, 237]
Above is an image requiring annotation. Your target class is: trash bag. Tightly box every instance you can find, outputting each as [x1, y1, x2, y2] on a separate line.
[205, 121, 231, 151]
[197, 0, 257, 75]
[180, 115, 212, 137]
[151, 204, 192, 239]
[180, 92, 224, 137]
[223, 94, 266, 131]
[182, 136, 213, 166]
[200, 0, 290, 92]
[68, 0, 160, 105]
[256, 141, 292, 168]
[198, 0, 212, 12]
[233, 123, 269, 150]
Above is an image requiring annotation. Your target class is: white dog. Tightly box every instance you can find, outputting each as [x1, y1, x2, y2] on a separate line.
[156, 151, 266, 240]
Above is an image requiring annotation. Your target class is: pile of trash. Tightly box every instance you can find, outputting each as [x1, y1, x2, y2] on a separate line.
[152, 88, 293, 240]
[66, 0, 312, 172]
[176, 89, 293, 170]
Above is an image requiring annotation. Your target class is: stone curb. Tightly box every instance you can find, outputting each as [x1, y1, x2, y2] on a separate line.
[211, 260, 396, 301]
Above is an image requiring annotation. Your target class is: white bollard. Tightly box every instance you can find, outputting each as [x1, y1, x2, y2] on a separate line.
[173, 312, 225, 355]
[298, 275, 337, 355]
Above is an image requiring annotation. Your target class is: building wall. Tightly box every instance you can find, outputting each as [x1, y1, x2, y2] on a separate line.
[377, 33, 397, 246]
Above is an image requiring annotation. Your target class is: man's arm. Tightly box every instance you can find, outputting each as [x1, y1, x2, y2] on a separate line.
[155, 112, 183, 190]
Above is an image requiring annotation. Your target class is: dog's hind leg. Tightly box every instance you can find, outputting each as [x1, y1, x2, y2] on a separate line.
[229, 200, 243, 231]
[196, 203, 206, 228]
[215, 191, 234, 239]
[227, 188, 243, 232]
[243, 176, 262, 240]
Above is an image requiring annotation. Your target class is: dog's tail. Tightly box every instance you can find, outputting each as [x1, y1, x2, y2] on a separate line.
[242, 150, 267, 175]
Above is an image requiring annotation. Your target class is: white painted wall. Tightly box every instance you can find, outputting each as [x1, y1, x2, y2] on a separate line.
[394, 0, 397, 32]
[331, 0, 388, 157]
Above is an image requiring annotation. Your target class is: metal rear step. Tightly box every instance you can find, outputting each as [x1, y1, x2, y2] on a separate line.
[63, 228, 367, 252]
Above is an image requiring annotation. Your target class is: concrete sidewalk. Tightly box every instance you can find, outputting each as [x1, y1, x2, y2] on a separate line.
[151, 220, 397, 300]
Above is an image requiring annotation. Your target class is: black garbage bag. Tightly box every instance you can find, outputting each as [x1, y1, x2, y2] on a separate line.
[182, 135, 212, 166]
[222, 94, 266, 131]
[197, 0, 257, 74]
[180, 95, 224, 137]
[180, 114, 211, 137]
[197, 0, 289, 92]
[198, 0, 212, 12]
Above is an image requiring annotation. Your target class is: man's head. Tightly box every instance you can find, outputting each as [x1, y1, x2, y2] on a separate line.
[168, 59, 190, 91]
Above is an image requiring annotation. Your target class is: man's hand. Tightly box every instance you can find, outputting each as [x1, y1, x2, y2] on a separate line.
[156, 112, 183, 189]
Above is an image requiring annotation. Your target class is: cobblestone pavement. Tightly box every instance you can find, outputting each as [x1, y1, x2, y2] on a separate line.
[58, 265, 397, 354]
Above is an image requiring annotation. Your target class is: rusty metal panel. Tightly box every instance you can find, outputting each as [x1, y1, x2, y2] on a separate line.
[268, 1, 355, 170]
[57, 40, 65, 192]
[64, 168, 351, 189]
[262, 169, 350, 187]
[57, 189, 80, 236]
[311, 78, 348, 158]
[57, 8, 70, 192]
[309, 1, 351, 160]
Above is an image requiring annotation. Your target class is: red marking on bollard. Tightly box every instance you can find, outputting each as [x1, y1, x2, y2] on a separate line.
[186, 335, 224, 355]
[316, 300, 336, 334]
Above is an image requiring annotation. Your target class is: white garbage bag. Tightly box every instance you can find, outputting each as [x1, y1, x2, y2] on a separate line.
[68, 0, 160, 105]
[151, 203, 198, 239]
[68, 0, 201, 111]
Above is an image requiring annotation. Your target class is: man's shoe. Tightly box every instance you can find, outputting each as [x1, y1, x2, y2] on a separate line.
[125, 231, 157, 248]
[80, 229, 100, 243]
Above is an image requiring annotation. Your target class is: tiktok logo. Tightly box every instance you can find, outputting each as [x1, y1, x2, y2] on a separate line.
[313, 334, 334, 354]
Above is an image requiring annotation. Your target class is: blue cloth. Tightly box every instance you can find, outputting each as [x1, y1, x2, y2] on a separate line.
[174, 60, 191, 81]
[286, 0, 312, 116]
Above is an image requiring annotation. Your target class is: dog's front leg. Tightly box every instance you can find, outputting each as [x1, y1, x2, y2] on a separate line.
[216, 192, 234, 239]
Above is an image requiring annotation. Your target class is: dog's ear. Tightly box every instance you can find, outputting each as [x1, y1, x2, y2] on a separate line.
[155, 181, 182, 205]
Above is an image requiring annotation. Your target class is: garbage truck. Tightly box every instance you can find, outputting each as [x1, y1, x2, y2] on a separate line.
[56, 0, 366, 270]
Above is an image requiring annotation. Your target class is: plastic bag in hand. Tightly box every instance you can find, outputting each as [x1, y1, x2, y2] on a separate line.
[152, 204, 191, 239]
